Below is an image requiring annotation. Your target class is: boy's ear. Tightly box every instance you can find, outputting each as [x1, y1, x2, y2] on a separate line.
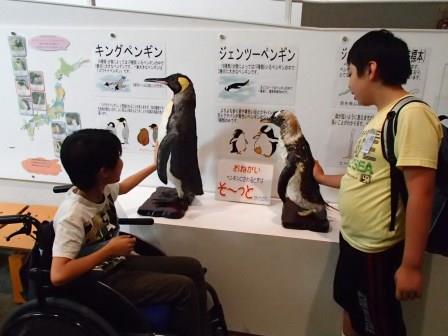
[367, 61, 379, 80]
[97, 167, 110, 181]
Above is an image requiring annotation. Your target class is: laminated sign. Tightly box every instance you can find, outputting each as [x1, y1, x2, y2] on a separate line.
[216, 159, 273, 205]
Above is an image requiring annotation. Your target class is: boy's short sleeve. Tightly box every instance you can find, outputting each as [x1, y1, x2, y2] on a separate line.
[52, 210, 85, 259]
[395, 103, 442, 168]
[107, 183, 120, 201]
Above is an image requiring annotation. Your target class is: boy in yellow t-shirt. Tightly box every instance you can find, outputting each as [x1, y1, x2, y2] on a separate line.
[314, 30, 442, 336]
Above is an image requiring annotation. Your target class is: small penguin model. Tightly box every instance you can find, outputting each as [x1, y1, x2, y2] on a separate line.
[262, 110, 329, 232]
[253, 125, 278, 158]
[229, 129, 248, 154]
[106, 121, 116, 136]
[144, 73, 203, 204]
[117, 117, 129, 144]
[149, 123, 158, 144]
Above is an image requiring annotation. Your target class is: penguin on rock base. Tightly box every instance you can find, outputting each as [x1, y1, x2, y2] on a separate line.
[261, 110, 329, 232]
[139, 74, 203, 218]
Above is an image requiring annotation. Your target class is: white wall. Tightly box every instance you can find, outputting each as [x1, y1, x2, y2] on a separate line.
[19, 0, 302, 26]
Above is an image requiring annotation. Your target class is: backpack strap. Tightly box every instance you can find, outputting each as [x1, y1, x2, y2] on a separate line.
[381, 96, 427, 231]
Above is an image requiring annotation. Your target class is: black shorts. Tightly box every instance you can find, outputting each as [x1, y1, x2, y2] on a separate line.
[334, 234, 406, 336]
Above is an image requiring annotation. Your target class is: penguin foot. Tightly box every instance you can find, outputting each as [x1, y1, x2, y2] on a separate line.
[181, 192, 195, 206]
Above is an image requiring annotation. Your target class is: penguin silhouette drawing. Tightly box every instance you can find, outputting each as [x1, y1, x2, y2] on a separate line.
[150, 123, 159, 144]
[117, 117, 129, 144]
[262, 110, 329, 232]
[144, 73, 203, 204]
[229, 129, 248, 154]
[253, 125, 278, 158]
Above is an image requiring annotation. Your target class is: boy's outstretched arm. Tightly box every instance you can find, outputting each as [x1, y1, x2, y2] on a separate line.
[51, 235, 136, 286]
[395, 166, 435, 301]
[313, 160, 343, 189]
[119, 144, 158, 195]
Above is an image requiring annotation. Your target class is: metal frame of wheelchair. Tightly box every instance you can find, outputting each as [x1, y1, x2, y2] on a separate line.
[0, 206, 228, 336]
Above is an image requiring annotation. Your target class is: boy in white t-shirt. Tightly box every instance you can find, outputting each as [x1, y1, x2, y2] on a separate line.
[51, 128, 209, 336]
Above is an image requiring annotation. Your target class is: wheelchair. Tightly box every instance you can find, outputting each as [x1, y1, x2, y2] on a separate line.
[0, 187, 228, 336]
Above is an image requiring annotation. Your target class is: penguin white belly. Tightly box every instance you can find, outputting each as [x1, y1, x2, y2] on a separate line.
[235, 137, 246, 153]
[166, 154, 183, 198]
[158, 100, 172, 144]
[286, 167, 303, 205]
[254, 135, 271, 156]
[277, 141, 288, 161]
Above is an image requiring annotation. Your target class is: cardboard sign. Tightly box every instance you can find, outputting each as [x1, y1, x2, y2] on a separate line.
[216, 159, 273, 205]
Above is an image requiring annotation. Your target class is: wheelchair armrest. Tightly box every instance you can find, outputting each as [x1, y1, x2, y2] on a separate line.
[118, 218, 154, 225]
[52, 184, 73, 193]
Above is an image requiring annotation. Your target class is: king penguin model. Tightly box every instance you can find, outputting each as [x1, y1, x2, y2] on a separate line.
[262, 110, 329, 232]
[145, 73, 203, 204]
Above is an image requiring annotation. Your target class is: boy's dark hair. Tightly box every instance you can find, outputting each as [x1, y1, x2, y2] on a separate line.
[60, 129, 122, 190]
[347, 29, 411, 86]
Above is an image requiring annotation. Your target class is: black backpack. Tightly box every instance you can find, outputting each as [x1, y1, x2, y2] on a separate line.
[381, 96, 448, 256]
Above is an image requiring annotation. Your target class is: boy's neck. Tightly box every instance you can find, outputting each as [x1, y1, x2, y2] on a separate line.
[77, 184, 106, 203]
[373, 85, 408, 111]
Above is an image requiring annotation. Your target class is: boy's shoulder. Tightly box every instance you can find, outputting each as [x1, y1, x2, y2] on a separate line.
[53, 189, 92, 226]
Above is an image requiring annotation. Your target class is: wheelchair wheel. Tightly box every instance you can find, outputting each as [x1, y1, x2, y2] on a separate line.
[0, 297, 119, 336]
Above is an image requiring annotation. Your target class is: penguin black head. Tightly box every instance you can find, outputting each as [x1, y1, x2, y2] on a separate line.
[260, 110, 287, 128]
[259, 125, 277, 139]
[144, 73, 192, 94]
[117, 117, 127, 124]
[107, 122, 115, 128]
[149, 123, 158, 129]
[262, 110, 302, 141]
[232, 129, 244, 138]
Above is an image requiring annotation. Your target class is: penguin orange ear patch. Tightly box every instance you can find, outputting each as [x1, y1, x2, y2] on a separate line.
[137, 128, 149, 146]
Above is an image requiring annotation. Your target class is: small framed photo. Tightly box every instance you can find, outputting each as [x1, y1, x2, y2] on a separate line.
[53, 138, 64, 157]
[65, 112, 82, 135]
[11, 57, 28, 76]
[15, 76, 31, 96]
[29, 71, 45, 91]
[31, 91, 46, 111]
[51, 120, 67, 137]
[18, 97, 33, 116]
[8, 35, 27, 57]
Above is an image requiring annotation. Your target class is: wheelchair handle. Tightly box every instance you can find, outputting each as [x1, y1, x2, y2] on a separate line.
[0, 213, 40, 241]
[118, 218, 154, 225]
[0, 214, 30, 225]
[53, 184, 72, 193]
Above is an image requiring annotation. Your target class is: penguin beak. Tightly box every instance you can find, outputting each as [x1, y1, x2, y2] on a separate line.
[260, 118, 272, 124]
[144, 77, 168, 85]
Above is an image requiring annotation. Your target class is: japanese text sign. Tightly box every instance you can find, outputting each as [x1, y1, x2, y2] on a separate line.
[216, 159, 273, 205]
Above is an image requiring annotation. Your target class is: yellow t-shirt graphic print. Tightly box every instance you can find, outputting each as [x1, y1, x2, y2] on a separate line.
[339, 97, 442, 253]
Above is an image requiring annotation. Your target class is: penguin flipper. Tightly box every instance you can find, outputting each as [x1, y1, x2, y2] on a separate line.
[157, 132, 177, 184]
[278, 162, 295, 203]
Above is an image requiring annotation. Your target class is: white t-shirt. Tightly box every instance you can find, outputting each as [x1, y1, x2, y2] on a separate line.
[52, 183, 120, 259]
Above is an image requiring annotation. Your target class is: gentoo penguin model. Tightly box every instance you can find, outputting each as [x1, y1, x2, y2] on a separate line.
[262, 110, 328, 231]
[253, 125, 278, 158]
[117, 117, 129, 144]
[107, 121, 116, 136]
[144, 73, 203, 203]
[229, 129, 248, 154]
